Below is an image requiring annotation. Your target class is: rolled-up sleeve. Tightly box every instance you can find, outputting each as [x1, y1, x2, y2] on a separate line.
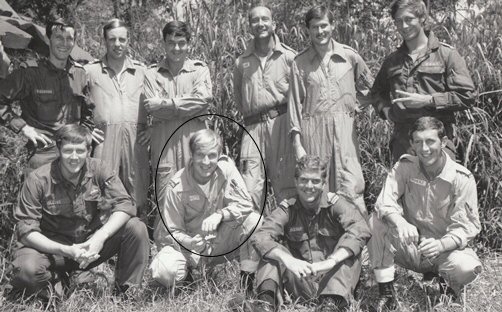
[171, 66, 213, 117]
[375, 162, 408, 219]
[220, 163, 254, 223]
[251, 206, 289, 257]
[432, 49, 475, 111]
[0, 68, 28, 133]
[331, 196, 371, 256]
[443, 173, 480, 248]
[100, 166, 136, 217]
[15, 174, 44, 239]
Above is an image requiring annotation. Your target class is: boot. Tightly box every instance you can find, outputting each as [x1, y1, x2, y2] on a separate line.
[438, 277, 457, 301]
[376, 281, 397, 312]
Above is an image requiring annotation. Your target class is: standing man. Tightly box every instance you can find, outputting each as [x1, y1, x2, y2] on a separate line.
[0, 39, 10, 79]
[288, 6, 373, 217]
[0, 18, 95, 172]
[150, 129, 260, 292]
[250, 155, 370, 311]
[85, 19, 150, 216]
[143, 21, 212, 210]
[233, 5, 297, 211]
[368, 117, 481, 311]
[11, 124, 149, 297]
[371, 0, 475, 163]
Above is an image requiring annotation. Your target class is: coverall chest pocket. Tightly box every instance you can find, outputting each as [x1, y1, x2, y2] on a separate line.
[286, 230, 311, 260]
[318, 226, 341, 254]
[82, 185, 102, 222]
[332, 63, 356, 113]
[416, 65, 446, 91]
[35, 92, 60, 121]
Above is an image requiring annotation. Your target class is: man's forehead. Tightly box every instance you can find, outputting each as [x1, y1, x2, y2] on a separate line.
[60, 141, 88, 149]
[165, 34, 187, 42]
[51, 26, 75, 37]
[412, 128, 440, 140]
[394, 7, 418, 18]
[297, 168, 323, 179]
[107, 26, 128, 37]
[250, 6, 272, 19]
[309, 16, 331, 26]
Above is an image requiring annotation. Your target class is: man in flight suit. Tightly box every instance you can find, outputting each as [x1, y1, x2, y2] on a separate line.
[150, 129, 260, 292]
[0, 18, 95, 172]
[371, 0, 475, 163]
[368, 117, 482, 311]
[142, 21, 212, 211]
[251, 155, 371, 312]
[85, 19, 149, 217]
[233, 6, 297, 211]
[11, 124, 149, 297]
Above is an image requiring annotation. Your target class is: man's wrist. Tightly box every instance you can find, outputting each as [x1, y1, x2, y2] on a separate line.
[94, 228, 110, 241]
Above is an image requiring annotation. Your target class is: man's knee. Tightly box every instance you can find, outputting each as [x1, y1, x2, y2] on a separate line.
[150, 246, 188, 288]
[243, 212, 262, 233]
[11, 251, 51, 290]
[123, 217, 149, 240]
[440, 249, 482, 287]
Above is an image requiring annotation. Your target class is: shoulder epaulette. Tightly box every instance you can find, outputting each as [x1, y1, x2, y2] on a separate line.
[280, 43, 296, 54]
[87, 59, 102, 65]
[341, 44, 358, 53]
[453, 163, 472, 177]
[192, 60, 207, 67]
[72, 61, 84, 68]
[279, 197, 296, 209]
[399, 153, 417, 163]
[148, 63, 159, 69]
[439, 42, 454, 49]
[326, 192, 340, 205]
[20, 59, 39, 68]
[295, 47, 310, 59]
[132, 59, 146, 67]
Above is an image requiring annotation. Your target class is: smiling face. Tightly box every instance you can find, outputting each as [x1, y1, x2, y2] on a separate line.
[191, 144, 220, 184]
[394, 7, 425, 42]
[49, 26, 75, 62]
[59, 141, 89, 180]
[249, 6, 275, 40]
[295, 169, 325, 211]
[411, 128, 447, 170]
[105, 26, 128, 61]
[164, 34, 189, 66]
[307, 15, 334, 48]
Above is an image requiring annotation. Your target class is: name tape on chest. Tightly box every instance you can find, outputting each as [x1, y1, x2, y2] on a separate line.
[35, 89, 54, 95]
[189, 194, 200, 202]
[410, 178, 427, 186]
[243, 62, 250, 69]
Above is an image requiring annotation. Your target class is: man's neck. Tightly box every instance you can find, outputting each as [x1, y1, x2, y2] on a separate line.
[60, 167, 81, 187]
[313, 41, 332, 64]
[423, 152, 446, 180]
[405, 30, 428, 53]
[299, 197, 321, 216]
[166, 59, 184, 75]
[106, 55, 126, 75]
[49, 55, 68, 70]
[254, 35, 275, 57]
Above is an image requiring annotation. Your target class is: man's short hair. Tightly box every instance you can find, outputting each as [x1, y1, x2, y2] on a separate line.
[55, 124, 92, 151]
[103, 18, 128, 39]
[409, 116, 446, 139]
[390, 0, 428, 20]
[305, 5, 334, 28]
[294, 155, 328, 180]
[189, 129, 223, 155]
[46, 17, 76, 40]
[162, 21, 191, 42]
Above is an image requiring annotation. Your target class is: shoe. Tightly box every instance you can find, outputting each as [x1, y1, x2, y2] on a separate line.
[438, 277, 457, 301]
[376, 282, 398, 312]
[316, 295, 348, 312]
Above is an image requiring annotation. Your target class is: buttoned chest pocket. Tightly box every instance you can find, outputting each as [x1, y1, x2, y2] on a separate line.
[34, 91, 60, 122]
[45, 200, 72, 217]
[181, 193, 207, 220]
[318, 225, 342, 252]
[416, 65, 446, 91]
[285, 230, 311, 259]
[81, 185, 103, 221]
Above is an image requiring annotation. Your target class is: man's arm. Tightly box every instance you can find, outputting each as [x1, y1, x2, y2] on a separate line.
[0, 41, 10, 79]
[218, 160, 254, 223]
[352, 52, 374, 111]
[370, 59, 393, 120]
[288, 61, 307, 160]
[0, 68, 29, 133]
[232, 58, 243, 112]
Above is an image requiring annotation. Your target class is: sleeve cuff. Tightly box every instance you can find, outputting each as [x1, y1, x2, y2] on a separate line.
[337, 239, 361, 257]
[10, 117, 27, 133]
[432, 93, 449, 109]
[16, 221, 40, 240]
[112, 203, 136, 217]
[254, 239, 280, 258]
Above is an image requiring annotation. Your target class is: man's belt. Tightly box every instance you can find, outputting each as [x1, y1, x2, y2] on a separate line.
[243, 103, 287, 126]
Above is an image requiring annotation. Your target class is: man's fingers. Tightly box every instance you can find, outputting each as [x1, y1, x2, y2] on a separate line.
[395, 90, 411, 96]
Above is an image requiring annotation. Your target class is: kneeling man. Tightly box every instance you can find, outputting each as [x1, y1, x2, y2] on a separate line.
[151, 129, 260, 290]
[12, 124, 149, 296]
[251, 155, 371, 311]
[369, 116, 482, 311]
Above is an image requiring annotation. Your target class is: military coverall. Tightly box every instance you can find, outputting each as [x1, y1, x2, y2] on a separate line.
[85, 57, 150, 214]
[371, 31, 475, 163]
[143, 58, 212, 209]
[12, 158, 149, 294]
[252, 192, 371, 303]
[0, 58, 94, 171]
[233, 35, 297, 210]
[368, 153, 482, 293]
[288, 39, 373, 217]
[0, 47, 9, 78]
[151, 156, 260, 287]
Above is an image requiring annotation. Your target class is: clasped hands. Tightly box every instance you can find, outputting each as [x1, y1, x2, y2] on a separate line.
[283, 256, 339, 280]
[63, 231, 107, 269]
[393, 220, 444, 259]
[189, 212, 223, 253]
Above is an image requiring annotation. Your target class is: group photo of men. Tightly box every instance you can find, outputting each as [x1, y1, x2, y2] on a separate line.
[0, 0, 492, 311]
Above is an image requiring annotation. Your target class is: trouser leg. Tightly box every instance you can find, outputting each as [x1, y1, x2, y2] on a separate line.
[436, 248, 482, 293]
[25, 145, 59, 175]
[318, 255, 361, 302]
[240, 129, 266, 213]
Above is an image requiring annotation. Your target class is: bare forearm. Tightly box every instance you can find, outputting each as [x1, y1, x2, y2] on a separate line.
[97, 211, 131, 239]
[22, 231, 69, 257]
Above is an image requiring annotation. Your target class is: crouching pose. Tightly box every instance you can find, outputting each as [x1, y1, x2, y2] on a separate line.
[151, 129, 260, 291]
[250, 155, 371, 312]
[11, 124, 149, 297]
[369, 117, 482, 311]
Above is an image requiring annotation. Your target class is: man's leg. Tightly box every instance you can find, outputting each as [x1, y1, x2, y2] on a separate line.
[436, 248, 482, 294]
[150, 245, 191, 288]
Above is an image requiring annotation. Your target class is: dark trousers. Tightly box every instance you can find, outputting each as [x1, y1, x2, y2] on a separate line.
[11, 218, 149, 295]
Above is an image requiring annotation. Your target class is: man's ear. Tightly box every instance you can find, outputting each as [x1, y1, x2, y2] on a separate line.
[440, 135, 448, 148]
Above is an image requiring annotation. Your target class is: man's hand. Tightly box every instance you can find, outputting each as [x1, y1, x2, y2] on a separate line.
[201, 212, 223, 234]
[283, 257, 315, 279]
[418, 238, 444, 259]
[61, 244, 85, 261]
[190, 234, 206, 253]
[294, 144, 307, 161]
[144, 97, 172, 113]
[137, 127, 152, 146]
[392, 90, 433, 109]
[91, 128, 105, 144]
[21, 125, 52, 147]
[73, 230, 108, 269]
[389, 216, 419, 245]
[311, 258, 338, 275]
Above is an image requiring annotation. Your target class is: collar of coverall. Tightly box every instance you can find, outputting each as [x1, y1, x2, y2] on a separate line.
[158, 57, 198, 74]
[296, 190, 332, 216]
[241, 34, 286, 58]
[100, 55, 137, 73]
[397, 30, 440, 55]
[50, 157, 94, 185]
[433, 150, 457, 183]
[305, 38, 349, 64]
[43, 57, 78, 77]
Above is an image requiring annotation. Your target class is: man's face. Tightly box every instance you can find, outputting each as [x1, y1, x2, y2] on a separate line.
[164, 34, 189, 65]
[59, 141, 89, 177]
[249, 7, 275, 39]
[295, 169, 325, 208]
[49, 27, 76, 62]
[105, 27, 129, 61]
[411, 129, 446, 169]
[308, 15, 334, 48]
[192, 145, 220, 183]
[394, 8, 424, 42]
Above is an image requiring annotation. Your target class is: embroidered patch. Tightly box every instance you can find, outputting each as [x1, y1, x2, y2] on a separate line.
[35, 89, 54, 94]
[289, 226, 303, 232]
[243, 62, 250, 69]
[189, 195, 200, 201]
[410, 178, 426, 186]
